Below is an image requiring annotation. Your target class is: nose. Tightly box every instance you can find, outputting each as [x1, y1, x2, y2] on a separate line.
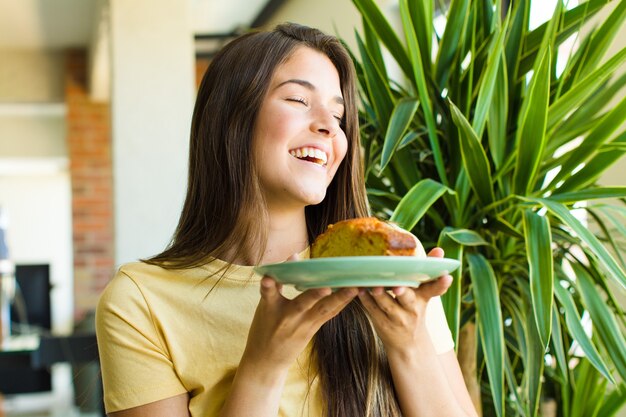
[310, 107, 339, 137]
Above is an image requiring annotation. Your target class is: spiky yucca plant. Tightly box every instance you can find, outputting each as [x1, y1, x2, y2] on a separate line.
[349, 0, 626, 415]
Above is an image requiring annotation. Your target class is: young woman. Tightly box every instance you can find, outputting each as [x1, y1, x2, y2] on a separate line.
[96, 23, 478, 417]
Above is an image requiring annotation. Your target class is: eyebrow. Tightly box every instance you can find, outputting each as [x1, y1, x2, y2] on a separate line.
[276, 78, 345, 106]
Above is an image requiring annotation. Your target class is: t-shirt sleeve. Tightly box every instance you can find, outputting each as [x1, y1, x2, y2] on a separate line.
[425, 296, 455, 354]
[95, 269, 187, 413]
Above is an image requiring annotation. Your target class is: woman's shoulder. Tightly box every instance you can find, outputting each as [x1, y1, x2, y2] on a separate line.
[117, 260, 170, 276]
[98, 262, 181, 307]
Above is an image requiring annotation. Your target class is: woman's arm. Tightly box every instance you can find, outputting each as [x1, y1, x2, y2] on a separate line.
[105, 278, 357, 417]
[386, 339, 478, 417]
[358, 248, 478, 417]
[109, 393, 190, 417]
[217, 277, 358, 417]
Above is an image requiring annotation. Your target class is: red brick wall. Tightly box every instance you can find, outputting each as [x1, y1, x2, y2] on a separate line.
[65, 49, 114, 321]
[62, 54, 207, 320]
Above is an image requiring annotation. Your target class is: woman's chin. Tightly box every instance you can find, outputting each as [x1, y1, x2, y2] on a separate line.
[299, 190, 327, 206]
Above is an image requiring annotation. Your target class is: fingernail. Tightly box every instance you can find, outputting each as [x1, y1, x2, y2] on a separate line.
[394, 287, 406, 295]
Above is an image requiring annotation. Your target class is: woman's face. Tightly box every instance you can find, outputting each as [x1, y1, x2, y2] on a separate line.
[253, 46, 348, 211]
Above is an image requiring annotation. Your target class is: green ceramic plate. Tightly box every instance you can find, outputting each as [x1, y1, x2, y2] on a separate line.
[254, 257, 461, 290]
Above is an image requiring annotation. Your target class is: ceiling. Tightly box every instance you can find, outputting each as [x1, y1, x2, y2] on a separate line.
[0, 0, 272, 49]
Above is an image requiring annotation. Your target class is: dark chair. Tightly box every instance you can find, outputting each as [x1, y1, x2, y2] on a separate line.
[0, 264, 52, 394]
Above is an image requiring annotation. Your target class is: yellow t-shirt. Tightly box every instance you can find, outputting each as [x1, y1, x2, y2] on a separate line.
[96, 256, 454, 416]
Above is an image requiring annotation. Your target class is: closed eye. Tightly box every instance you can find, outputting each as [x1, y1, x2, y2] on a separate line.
[286, 97, 308, 106]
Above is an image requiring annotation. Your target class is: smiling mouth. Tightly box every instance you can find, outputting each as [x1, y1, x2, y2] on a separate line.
[289, 147, 328, 167]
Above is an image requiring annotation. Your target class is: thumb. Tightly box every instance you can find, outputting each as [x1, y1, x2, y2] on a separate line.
[427, 247, 445, 258]
[260, 276, 282, 302]
[286, 252, 300, 262]
[416, 274, 453, 300]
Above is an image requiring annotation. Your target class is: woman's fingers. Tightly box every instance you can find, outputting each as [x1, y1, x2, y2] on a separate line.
[358, 289, 385, 316]
[393, 286, 419, 310]
[285, 286, 358, 322]
[260, 276, 283, 303]
[286, 252, 300, 262]
[427, 247, 444, 258]
[309, 287, 358, 320]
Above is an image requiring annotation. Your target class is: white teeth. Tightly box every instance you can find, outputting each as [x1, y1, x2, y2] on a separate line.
[314, 149, 327, 164]
[289, 147, 328, 166]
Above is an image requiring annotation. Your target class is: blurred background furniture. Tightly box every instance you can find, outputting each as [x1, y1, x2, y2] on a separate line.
[0, 264, 102, 415]
[1, 264, 52, 395]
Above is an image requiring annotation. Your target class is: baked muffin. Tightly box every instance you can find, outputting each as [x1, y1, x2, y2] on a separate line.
[311, 217, 426, 258]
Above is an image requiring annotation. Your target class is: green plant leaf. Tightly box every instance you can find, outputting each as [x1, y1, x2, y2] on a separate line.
[349, 0, 626, 411]
[513, 48, 551, 195]
[523, 209, 553, 348]
[435, 0, 470, 87]
[351, 0, 413, 80]
[444, 228, 489, 246]
[362, 16, 387, 78]
[536, 198, 626, 290]
[356, 32, 394, 131]
[574, 263, 626, 382]
[550, 303, 568, 381]
[549, 72, 626, 152]
[366, 188, 402, 202]
[596, 385, 626, 417]
[468, 253, 504, 417]
[397, 129, 425, 149]
[587, 209, 626, 272]
[526, 301, 545, 417]
[570, 358, 607, 417]
[406, 0, 432, 78]
[488, 53, 508, 170]
[558, 132, 626, 193]
[438, 229, 463, 347]
[389, 147, 422, 192]
[399, 0, 448, 186]
[449, 100, 496, 206]
[493, 215, 524, 238]
[379, 98, 420, 173]
[597, 205, 626, 243]
[575, 0, 626, 80]
[519, 0, 611, 75]
[503, 348, 525, 414]
[547, 93, 626, 190]
[548, 187, 626, 203]
[390, 179, 453, 231]
[553, 279, 614, 382]
[505, 0, 529, 85]
[473, 17, 509, 138]
[548, 46, 626, 131]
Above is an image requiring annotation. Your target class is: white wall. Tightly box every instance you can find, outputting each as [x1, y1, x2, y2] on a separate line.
[263, 0, 362, 50]
[110, 0, 195, 266]
[0, 170, 73, 334]
[0, 49, 72, 334]
[0, 50, 64, 102]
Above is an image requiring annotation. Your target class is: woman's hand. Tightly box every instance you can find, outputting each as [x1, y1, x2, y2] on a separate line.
[359, 248, 478, 417]
[242, 277, 357, 371]
[219, 255, 357, 417]
[241, 253, 358, 374]
[357, 247, 453, 354]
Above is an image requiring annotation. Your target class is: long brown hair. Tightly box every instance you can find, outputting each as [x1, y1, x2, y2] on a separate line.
[146, 23, 400, 416]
